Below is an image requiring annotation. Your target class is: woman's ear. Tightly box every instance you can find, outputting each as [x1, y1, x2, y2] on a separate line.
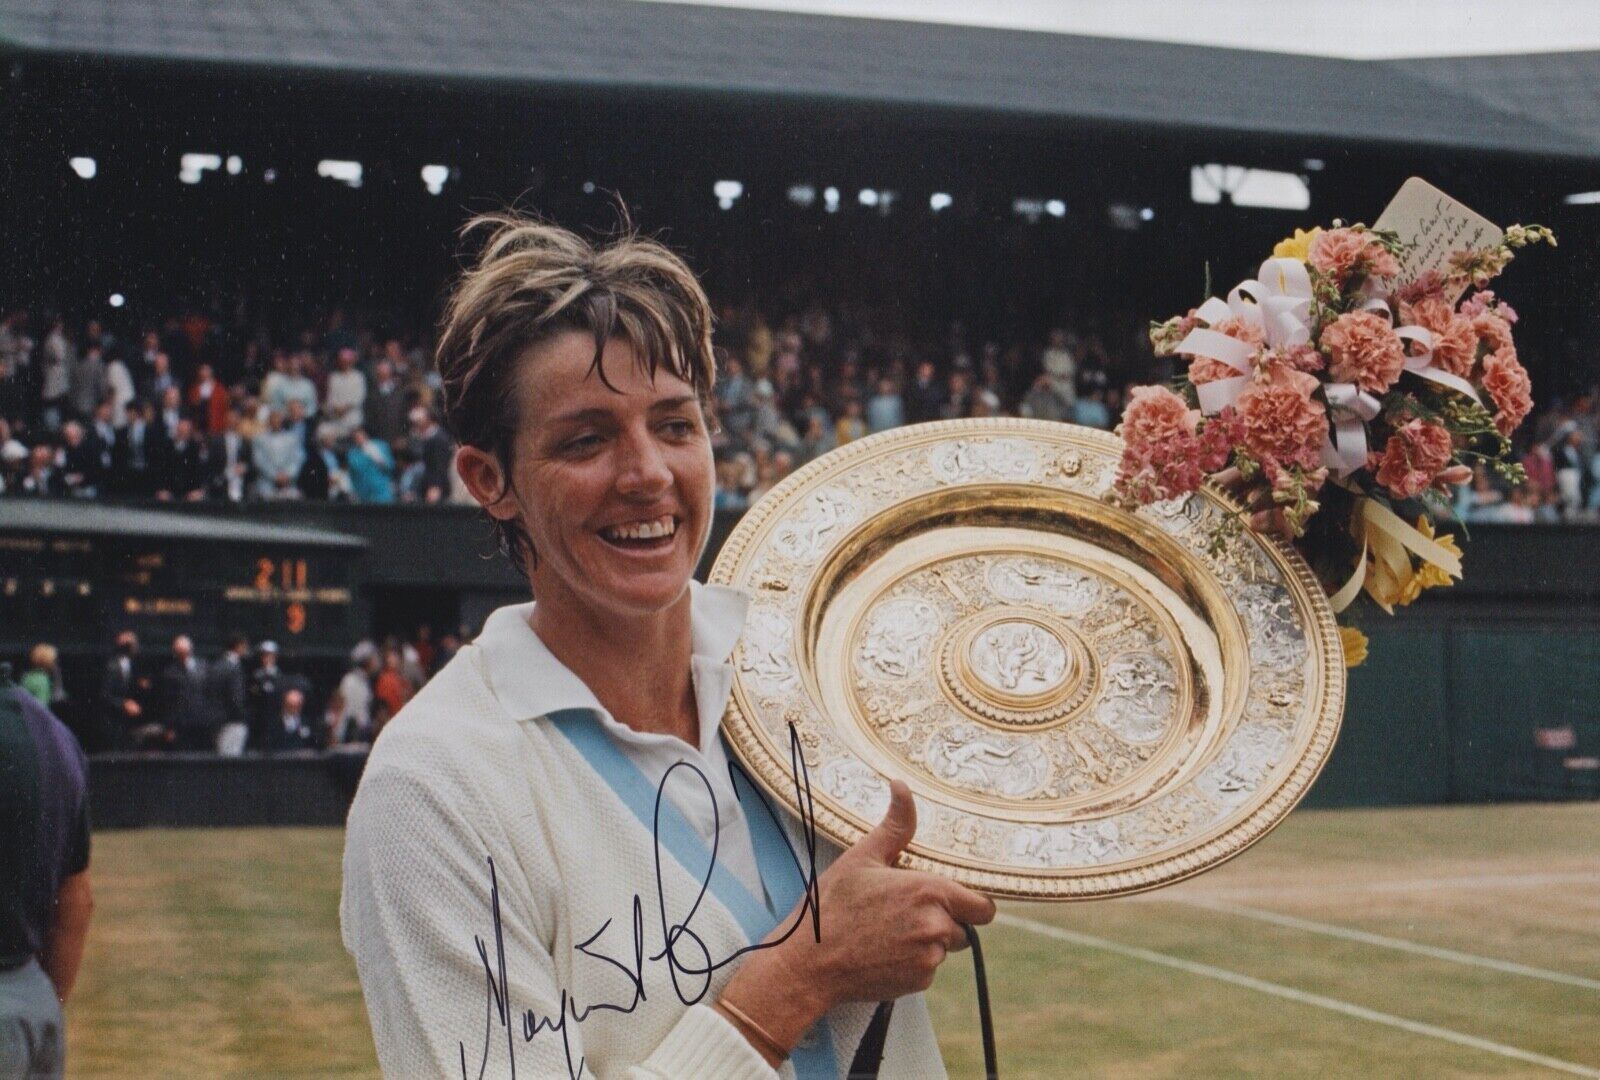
[454, 445, 520, 521]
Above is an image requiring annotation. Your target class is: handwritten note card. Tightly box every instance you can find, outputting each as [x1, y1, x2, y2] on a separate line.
[1373, 177, 1502, 295]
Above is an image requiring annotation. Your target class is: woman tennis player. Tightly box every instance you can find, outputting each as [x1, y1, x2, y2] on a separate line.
[340, 213, 995, 1078]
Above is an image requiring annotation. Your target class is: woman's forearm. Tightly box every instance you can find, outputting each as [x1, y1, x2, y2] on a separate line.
[43, 870, 94, 1003]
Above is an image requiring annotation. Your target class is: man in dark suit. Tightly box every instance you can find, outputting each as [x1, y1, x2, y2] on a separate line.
[263, 688, 320, 753]
[205, 634, 250, 756]
[113, 402, 164, 497]
[207, 410, 254, 503]
[155, 418, 208, 501]
[247, 640, 285, 753]
[95, 631, 143, 753]
[160, 635, 213, 752]
[58, 420, 105, 498]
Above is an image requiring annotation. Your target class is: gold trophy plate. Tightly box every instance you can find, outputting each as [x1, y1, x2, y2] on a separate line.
[710, 419, 1344, 900]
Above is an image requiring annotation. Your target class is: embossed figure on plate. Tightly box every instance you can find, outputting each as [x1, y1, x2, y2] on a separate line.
[968, 621, 1070, 696]
[987, 557, 1101, 614]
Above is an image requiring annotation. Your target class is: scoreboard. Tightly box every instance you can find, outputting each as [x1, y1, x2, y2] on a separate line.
[0, 508, 366, 655]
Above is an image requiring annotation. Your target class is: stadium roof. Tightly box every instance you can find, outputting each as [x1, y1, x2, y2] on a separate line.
[0, 0, 1597, 159]
[0, 501, 369, 549]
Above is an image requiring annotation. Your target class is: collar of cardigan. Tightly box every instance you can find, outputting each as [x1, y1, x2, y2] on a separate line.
[474, 579, 751, 729]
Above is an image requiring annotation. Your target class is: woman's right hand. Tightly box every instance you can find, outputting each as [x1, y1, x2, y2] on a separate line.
[715, 780, 997, 1062]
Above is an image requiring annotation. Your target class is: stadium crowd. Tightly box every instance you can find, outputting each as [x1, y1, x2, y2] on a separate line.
[15, 625, 462, 757]
[1, 298, 1596, 516]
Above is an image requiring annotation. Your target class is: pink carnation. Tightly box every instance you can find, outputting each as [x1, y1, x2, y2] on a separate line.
[1375, 419, 1454, 500]
[1236, 365, 1329, 472]
[1471, 311, 1515, 356]
[1120, 384, 1198, 445]
[1458, 290, 1518, 324]
[1401, 296, 1477, 378]
[1115, 385, 1206, 502]
[1309, 228, 1402, 285]
[1197, 408, 1246, 473]
[1274, 343, 1326, 374]
[1395, 272, 1445, 305]
[1321, 310, 1405, 394]
[1480, 347, 1533, 437]
[1186, 316, 1264, 385]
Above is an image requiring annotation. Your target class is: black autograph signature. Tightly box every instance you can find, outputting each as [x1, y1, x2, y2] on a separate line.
[461, 723, 824, 1080]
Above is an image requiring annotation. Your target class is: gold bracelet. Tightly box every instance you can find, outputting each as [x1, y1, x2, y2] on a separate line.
[716, 997, 788, 1062]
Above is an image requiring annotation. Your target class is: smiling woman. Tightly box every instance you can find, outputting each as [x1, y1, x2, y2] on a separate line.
[338, 212, 992, 1079]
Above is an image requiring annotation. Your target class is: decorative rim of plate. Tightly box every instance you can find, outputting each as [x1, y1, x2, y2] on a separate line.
[710, 417, 1345, 900]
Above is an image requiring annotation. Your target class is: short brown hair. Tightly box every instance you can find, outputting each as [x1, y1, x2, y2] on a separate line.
[434, 212, 718, 576]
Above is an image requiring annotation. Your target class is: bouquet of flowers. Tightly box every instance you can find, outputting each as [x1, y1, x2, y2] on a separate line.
[1113, 195, 1554, 666]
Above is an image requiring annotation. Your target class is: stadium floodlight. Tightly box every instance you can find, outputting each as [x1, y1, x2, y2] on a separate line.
[714, 179, 744, 210]
[317, 159, 363, 189]
[1140, 206, 1156, 222]
[421, 164, 451, 195]
[226, 155, 243, 175]
[1011, 197, 1046, 223]
[1045, 199, 1066, 219]
[109, 293, 126, 308]
[1107, 203, 1144, 231]
[1564, 191, 1600, 205]
[1303, 158, 1326, 171]
[263, 168, 278, 184]
[787, 184, 816, 208]
[582, 180, 596, 194]
[929, 192, 953, 212]
[69, 156, 96, 180]
[1191, 164, 1310, 210]
[823, 187, 840, 213]
[179, 153, 223, 184]
[858, 188, 879, 207]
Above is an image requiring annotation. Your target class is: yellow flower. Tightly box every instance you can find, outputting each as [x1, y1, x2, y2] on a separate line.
[1412, 516, 1461, 591]
[1339, 626, 1368, 668]
[1273, 227, 1322, 262]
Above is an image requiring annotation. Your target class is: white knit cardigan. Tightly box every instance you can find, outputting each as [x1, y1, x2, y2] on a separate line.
[340, 602, 946, 1079]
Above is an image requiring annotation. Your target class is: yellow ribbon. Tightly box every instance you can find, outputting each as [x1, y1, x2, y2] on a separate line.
[1328, 497, 1463, 615]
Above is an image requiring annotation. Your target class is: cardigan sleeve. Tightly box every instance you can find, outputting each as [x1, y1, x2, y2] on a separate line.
[341, 756, 778, 1080]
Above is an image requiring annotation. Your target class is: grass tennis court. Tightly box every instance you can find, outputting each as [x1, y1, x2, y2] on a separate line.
[69, 803, 1600, 1078]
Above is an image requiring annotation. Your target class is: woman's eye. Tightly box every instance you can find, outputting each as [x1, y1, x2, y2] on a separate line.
[562, 434, 603, 454]
[661, 419, 695, 438]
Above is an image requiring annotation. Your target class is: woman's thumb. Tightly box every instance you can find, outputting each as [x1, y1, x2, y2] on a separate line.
[854, 779, 917, 865]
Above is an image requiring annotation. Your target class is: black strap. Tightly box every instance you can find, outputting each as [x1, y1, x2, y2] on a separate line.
[847, 923, 998, 1079]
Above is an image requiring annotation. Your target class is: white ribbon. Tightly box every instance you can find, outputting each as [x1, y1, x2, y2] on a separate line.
[1178, 257, 1315, 416]
[1320, 382, 1381, 478]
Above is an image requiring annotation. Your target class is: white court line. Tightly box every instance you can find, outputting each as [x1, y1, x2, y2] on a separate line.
[1167, 870, 1600, 901]
[1172, 897, 1600, 992]
[997, 913, 1600, 1079]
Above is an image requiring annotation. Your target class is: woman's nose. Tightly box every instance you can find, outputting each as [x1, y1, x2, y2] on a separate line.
[614, 428, 672, 494]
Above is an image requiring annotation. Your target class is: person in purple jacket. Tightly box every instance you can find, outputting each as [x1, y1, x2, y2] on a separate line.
[0, 666, 94, 1080]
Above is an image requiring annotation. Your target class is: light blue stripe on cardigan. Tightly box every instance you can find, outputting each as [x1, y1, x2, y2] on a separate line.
[547, 709, 839, 1079]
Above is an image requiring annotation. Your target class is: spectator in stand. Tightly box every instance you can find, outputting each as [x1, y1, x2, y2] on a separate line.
[0, 670, 93, 1080]
[1555, 425, 1588, 519]
[865, 376, 905, 434]
[114, 401, 162, 497]
[270, 351, 319, 419]
[324, 347, 367, 440]
[153, 417, 208, 501]
[1040, 328, 1078, 410]
[247, 640, 285, 752]
[798, 412, 836, 464]
[67, 345, 105, 423]
[265, 688, 319, 753]
[364, 358, 408, 448]
[57, 421, 102, 498]
[970, 387, 1002, 418]
[87, 402, 117, 486]
[252, 409, 305, 500]
[331, 642, 379, 746]
[835, 397, 867, 445]
[372, 648, 413, 719]
[96, 631, 143, 753]
[206, 634, 251, 756]
[21, 644, 64, 712]
[140, 352, 177, 408]
[207, 408, 255, 503]
[17, 445, 61, 497]
[1463, 466, 1507, 523]
[103, 350, 135, 427]
[346, 428, 395, 503]
[155, 385, 183, 443]
[405, 407, 452, 503]
[1074, 386, 1112, 429]
[941, 369, 973, 420]
[299, 423, 351, 502]
[187, 362, 230, 436]
[38, 317, 74, 431]
[1019, 373, 1072, 423]
[160, 635, 213, 751]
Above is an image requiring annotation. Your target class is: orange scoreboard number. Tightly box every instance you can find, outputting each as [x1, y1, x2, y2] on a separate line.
[286, 601, 307, 635]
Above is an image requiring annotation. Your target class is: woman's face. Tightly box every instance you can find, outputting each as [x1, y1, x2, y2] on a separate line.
[495, 330, 714, 622]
